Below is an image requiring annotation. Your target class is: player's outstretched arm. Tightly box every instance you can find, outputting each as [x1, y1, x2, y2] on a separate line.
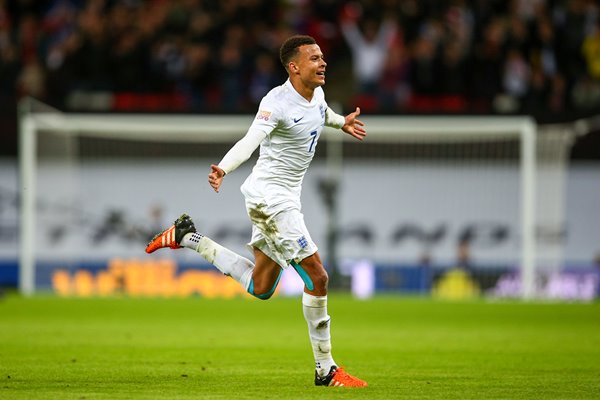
[208, 164, 226, 193]
[209, 127, 268, 193]
[342, 107, 366, 141]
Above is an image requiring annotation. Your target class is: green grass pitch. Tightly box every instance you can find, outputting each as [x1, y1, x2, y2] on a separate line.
[1, 294, 599, 399]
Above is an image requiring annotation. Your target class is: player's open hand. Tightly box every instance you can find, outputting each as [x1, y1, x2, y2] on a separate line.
[342, 107, 366, 141]
[208, 164, 226, 193]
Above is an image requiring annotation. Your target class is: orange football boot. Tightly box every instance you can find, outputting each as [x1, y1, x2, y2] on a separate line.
[315, 366, 368, 387]
[145, 213, 196, 254]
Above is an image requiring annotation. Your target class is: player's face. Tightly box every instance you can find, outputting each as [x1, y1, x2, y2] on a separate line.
[293, 44, 327, 88]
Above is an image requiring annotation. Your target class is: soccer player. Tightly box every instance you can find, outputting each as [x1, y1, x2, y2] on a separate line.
[146, 35, 368, 388]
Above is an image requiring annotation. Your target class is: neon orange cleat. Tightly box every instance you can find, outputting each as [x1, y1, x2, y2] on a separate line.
[145, 213, 197, 254]
[314, 366, 368, 387]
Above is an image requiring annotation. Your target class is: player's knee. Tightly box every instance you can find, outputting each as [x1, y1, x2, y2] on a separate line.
[312, 268, 329, 291]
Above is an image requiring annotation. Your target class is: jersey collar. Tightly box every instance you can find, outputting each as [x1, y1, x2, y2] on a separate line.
[285, 79, 317, 104]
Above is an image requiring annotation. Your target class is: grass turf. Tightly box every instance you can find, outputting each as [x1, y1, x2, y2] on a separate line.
[0, 294, 599, 399]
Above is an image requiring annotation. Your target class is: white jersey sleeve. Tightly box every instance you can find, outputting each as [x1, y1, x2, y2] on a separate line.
[325, 107, 345, 129]
[217, 127, 267, 175]
[217, 101, 280, 175]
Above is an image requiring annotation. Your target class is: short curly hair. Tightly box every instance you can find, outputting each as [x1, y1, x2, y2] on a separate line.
[279, 35, 317, 71]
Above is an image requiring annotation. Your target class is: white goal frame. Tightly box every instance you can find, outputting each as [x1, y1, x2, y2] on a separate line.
[19, 108, 537, 298]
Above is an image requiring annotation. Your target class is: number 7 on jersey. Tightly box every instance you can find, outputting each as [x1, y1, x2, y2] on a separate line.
[308, 130, 318, 152]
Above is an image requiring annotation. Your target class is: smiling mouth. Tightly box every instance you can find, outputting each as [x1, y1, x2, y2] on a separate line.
[316, 71, 325, 77]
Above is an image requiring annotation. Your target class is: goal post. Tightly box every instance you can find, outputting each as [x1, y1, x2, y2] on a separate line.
[326, 115, 537, 299]
[18, 100, 257, 296]
[18, 101, 37, 296]
[19, 100, 554, 298]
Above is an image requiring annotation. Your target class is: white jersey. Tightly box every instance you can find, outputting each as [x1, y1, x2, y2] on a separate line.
[240, 79, 329, 211]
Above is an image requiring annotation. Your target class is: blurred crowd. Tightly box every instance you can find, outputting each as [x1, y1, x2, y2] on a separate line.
[1, 0, 599, 118]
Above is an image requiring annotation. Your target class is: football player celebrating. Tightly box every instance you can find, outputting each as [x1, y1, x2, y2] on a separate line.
[146, 35, 367, 387]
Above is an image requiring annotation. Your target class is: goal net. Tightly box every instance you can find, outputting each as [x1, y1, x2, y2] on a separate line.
[18, 99, 571, 298]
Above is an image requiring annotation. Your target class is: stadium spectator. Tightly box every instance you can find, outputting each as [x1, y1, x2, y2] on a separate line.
[439, 40, 469, 96]
[340, 4, 397, 96]
[582, 22, 600, 80]
[217, 25, 249, 112]
[470, 16, 505, 112]
[0, 43, 19, 96]
[179, 41, 217, 111]
[503, 48, 531, 100]
[248, 51, 281, 105]
[409, 30, 439, 96]
[0, 0, 599, 118]
[377, 37, 410, 112]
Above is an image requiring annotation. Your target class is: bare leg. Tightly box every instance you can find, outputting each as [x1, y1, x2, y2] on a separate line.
[247, 247, 284, 299]
[298, 252, 328, 296]
[183, 234, 282, 299]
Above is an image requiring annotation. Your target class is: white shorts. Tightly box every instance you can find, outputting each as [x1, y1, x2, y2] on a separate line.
[244, 201, 318, 269]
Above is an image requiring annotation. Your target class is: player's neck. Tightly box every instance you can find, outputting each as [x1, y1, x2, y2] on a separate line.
[289, 78, 316, 102]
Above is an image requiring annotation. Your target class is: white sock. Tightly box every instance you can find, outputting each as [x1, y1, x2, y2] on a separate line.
[302, 292, 336, 377]
[181, 232, 254, 291]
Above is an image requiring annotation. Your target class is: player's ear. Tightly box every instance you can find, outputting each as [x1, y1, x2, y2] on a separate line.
[289, 61, 299, 74]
